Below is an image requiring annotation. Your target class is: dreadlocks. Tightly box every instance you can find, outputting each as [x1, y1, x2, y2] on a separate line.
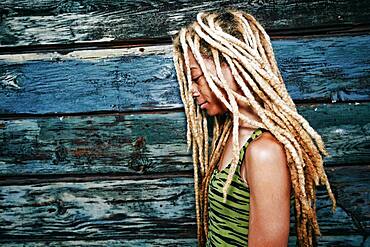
[172, 9, 336, 246]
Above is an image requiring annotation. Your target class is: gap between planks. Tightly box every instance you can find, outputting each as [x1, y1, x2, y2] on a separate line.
[0, 26, 369, 56]
[0, 171, 194, 186]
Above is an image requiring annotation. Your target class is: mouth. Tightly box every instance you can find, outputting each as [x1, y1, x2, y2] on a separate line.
[199, 101, 208, 109]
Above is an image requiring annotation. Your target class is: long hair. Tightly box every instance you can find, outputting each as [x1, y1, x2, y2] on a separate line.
[172, 9, 336, 246]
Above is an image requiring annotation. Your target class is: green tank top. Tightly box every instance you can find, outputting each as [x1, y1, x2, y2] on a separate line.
[206, 128, 295, 246]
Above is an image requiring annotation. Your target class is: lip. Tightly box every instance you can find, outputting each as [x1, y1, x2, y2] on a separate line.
[199, 102, 208, 109]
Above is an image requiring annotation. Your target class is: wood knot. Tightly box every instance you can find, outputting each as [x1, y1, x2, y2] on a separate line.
[134, 136, 145, 149]
[129, 136, 152, 173]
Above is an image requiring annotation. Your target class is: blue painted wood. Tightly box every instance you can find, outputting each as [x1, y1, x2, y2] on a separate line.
[0, 111, 192, 175]
[0, 35, 369, 115]
[0, 103, 369, 176]
[0, 1, 367, 246]
[0, 177, 197, 240]
[0, 0, 369, 46]
[1, 236, 366, 247]
[0, 239, 199, 246]
[325, 166, 370, 233]
[0, 166, 367, 244]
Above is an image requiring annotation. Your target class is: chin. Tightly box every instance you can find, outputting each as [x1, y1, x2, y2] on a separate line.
[205, 110, 216, 117]
[202, 102, 227, 117]
[205, 107, 224, 117]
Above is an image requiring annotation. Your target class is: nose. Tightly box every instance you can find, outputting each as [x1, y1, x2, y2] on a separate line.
[191, 84, 200, 98]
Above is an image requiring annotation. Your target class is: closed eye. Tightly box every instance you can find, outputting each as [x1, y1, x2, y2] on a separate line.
[192, 75, 202, 84]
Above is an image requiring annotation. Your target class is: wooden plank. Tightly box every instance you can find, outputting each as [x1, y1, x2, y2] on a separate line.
[288, 235, 366, 247]
[292, 164, 370, 236]
[0, 111, 193, 175]
[326, 166, 370, 233]
[0, 236, 366, 247]
[298, 102, 370, 165]
[0, 166, 368, 242]
[0, 0, 369, 47]
[0, 177, 196, 240]
[0, 239, 198, 246]
[0, 35, 369, 115]
[0, 102, 369, 177]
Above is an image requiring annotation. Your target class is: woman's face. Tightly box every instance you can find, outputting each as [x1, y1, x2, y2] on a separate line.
[187, 50, 238, 116]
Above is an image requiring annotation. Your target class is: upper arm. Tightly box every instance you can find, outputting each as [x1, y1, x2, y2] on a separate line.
[244, 134, 291, 246]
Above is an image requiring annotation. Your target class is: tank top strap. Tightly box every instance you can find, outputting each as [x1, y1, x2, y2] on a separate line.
[237, 127, 266, 168]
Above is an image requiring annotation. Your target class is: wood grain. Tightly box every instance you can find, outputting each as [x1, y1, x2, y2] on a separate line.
[0, 1, 368, 245]
[0, 103, 369, 177]
[289, 235, 366, 247]
[0, 236, 366, 247]
[0, 239, 198, 246]
[0, 166, 368, 243]
[0, 177, 196, 240]
[1, 0, 369, 47]
[0, 34, 369, 115]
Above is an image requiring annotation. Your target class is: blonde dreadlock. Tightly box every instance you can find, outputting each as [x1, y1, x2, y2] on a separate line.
[172, 9, 336, 247]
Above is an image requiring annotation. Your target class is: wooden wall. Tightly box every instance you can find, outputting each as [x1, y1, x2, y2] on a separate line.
[0, 1, 369, 246]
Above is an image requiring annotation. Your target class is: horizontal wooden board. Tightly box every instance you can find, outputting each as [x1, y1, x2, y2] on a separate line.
[0, 239, 197, 247]
[0, 177, 196, 240]
[0, 35, 369, 115]
[326, 166, 370, 233]
[0, 165, 368, 242]
[0, 236, 367, 247]
[0, 102, 369, 177]
[298, 102, 370, 165]
[0, 166, 370, 241]
[290, 235, 366, 247]
[0, 0, 369, 47]
[0, 111, 193, 175]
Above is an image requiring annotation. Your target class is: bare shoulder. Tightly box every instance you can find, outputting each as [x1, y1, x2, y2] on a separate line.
[242, 131, 289, 187]
[246, 131, 286, 163]
[244, 131, 291, 246]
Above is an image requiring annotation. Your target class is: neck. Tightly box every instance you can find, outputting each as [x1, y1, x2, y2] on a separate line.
[233, 100, 261, 130]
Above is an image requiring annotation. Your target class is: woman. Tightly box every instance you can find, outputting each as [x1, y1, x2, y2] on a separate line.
[172, 9, 336, 246]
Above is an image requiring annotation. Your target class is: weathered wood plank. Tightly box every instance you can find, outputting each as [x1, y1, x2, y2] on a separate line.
[288, 235, 366, 247]
[0, 236, 366, 247]
[0, 166, 368, 242]
[298, 102, 370, 165]
[1, 0, 369, 47]
[292, 164, 370, 236]
[326, 166, 370, 233]
[0, 166, 370, 241]
[0, 34, 369, 115]
[0, 102, 369, 176]
[0, 111, 193, 175]
[0, 177, 196, 240]
[0, 239, 198, 247]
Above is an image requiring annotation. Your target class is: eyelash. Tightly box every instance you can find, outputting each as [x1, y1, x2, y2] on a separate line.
[193, 76, 201, 83]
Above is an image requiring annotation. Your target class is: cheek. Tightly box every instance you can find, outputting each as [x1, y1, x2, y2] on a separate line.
[208, 98, 227, 116]
[201, 83, 213, 98]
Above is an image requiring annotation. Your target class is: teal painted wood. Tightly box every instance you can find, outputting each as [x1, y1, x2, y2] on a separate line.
[289, 235, 366, 247]
[0, 166, 368, 243]
[0, 177, 197, 240]
[0, 111, 193, 175]
[297, 103, 370, 165]
[0, 0, 369, 46]
[0, 236, 366, 246]
[0, 103, 369, 176]
[1, 238, 197, 247]
[0, 34, 369, 115]
[0, 239, 198, 246]
[0, 1, 367, 246]
[325, 166, 370, 233]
